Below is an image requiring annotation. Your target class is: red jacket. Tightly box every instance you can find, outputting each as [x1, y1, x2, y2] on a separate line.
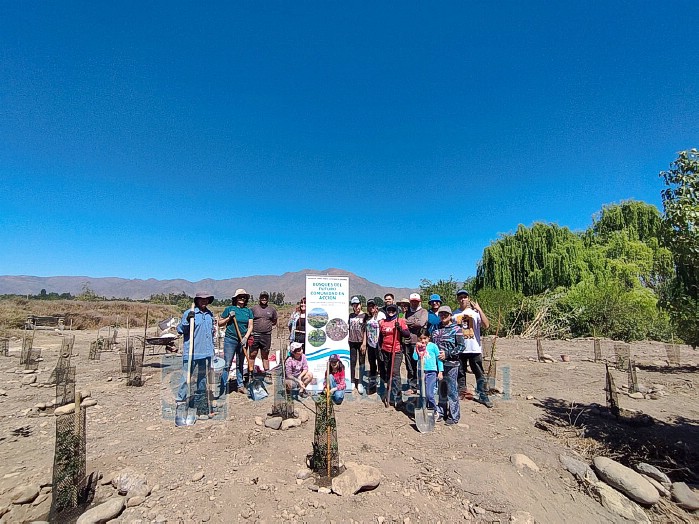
[379, 318, 409, 354]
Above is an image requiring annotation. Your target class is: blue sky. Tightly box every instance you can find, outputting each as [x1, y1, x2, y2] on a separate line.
[1, 2, 697, 289]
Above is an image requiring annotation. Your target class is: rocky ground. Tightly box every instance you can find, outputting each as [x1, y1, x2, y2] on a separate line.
[0, 328, 698, 523]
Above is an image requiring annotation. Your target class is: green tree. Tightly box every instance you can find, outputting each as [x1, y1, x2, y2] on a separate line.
[659, 149, 699, 346]
[419, 278, 462, 309]
[372, 296, 384, 307]
[269, 291, 285, 306]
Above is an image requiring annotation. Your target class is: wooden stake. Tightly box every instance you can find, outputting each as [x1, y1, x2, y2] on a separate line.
[326, 361, 331, 478]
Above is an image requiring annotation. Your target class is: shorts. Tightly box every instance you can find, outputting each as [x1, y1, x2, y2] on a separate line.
[251, 332, 272, 357]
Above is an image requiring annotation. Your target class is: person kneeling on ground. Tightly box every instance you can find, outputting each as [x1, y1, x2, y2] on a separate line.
[285, 345, 313, 397]
[323, 354, 346, 405]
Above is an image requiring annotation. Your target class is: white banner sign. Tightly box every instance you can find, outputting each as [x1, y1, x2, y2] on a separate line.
[305, 275, 350, 392]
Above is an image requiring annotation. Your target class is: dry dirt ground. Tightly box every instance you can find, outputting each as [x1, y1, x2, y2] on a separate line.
[1, 328, 698, 523]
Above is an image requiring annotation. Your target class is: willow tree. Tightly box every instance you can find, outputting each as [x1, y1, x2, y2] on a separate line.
[659, 149, 699, 346]
[592, 200, 663, 243]
[475, 223, 590, 295]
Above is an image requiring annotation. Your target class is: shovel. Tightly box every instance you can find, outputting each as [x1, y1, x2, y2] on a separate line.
[175, 303, 197, 427]
[415, 355, 435, 433]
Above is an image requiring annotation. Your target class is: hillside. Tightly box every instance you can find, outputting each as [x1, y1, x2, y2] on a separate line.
[0, 269, 417, 303]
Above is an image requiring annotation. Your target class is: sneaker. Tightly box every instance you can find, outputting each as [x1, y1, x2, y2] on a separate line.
[445, 418, 458, 426]
[476, 396, 494, 408]
[435, 413, 443, 422]
[357, 384, 366, 395]
[404, 388, 416, 395]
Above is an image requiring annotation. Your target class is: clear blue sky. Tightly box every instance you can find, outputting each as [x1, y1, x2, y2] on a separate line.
[1, 2, 697, 288]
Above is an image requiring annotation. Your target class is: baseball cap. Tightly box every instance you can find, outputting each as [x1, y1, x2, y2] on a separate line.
[428, 294, 442, 303]
[386, 304, 398, 312]
[409, 293, 421, 301]
[259, 290, 270, 297]
[350, 296, 360, 304]
[457, 289, 469, 297]
[437, 305, 453, 315]
[367, 299, 376, 306]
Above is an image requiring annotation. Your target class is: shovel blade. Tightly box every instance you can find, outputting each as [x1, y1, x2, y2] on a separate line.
[175, 402, 196, 427]
[415, 408, 435, 433]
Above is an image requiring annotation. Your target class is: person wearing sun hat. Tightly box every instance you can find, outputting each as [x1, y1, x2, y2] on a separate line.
[218, 289, 254, 394]
[175, 292, 216, 411]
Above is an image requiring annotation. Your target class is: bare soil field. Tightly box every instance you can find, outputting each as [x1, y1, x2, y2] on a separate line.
[0, 326, 698, 523]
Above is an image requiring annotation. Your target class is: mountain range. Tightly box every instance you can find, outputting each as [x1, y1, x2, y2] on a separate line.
[0, 269, 417, 303]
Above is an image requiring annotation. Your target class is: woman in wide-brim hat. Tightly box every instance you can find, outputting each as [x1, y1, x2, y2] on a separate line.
[218, 289, 254, 395]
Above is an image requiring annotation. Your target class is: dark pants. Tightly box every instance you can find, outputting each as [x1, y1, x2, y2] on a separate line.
[458, 352, 485, 389]
[176, 357, 210, 410]
[403, 342, 418, 389]
[378, 350, 403, 404]
[366, 344, 379, 378]
[349, 341, 365, 385]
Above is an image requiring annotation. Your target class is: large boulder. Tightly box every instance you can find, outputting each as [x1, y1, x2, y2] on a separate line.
[634, 463, 671, 487]
[76, 497, 125, 524]
[593, 456, 659, 506]
[331, 462, 381, 496]
[671, 482, 699, 511]
[591, 481, 650, 523]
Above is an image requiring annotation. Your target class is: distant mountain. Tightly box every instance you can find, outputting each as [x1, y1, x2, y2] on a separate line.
[0, 269, 417, 303]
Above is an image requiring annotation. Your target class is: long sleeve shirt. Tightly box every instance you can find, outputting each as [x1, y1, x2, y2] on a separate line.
[413, 342, 444, 372]
[431, 322, 465, 361]
[177, 307, 215, 360]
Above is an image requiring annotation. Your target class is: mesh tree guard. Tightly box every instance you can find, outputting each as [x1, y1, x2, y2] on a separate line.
[627, 360, 639, 393]
[120, 338, 144, 386]
[665, 343, 681, 366]
[605, 364, 620, 418]
[88, 338, 104, 361]
[61, 335, 75, 356]
[593, 338, 602, 362]
[55, 366, 76, 407]
[270, 362, 295, 420]
[311, 392, 340, 482]
[48, 352, 72, 385]
[25, 347, 41, 371]
[0, 337, 8, 357]
[614, 342, 631, 371]
[483, 337, 497, 390]
[49, 408, 87, 521]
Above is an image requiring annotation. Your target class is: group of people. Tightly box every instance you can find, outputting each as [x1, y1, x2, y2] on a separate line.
[174, 288, 492, 426]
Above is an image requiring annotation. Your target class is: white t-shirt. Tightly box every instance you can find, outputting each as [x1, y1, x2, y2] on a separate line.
[453, 308, 482, 354]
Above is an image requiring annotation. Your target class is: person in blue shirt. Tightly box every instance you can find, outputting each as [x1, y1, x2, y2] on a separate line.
[413, 332, 444, 420]
[426, 294, 442, 335]
[176, 292, 216, 412]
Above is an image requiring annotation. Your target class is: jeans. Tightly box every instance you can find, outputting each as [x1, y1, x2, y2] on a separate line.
[442, 360, 460, 422]
[423, 370, 442, 416]
[366, 344, 379, 379]
[222, 337, 245, 391]
[329, 375, 345, 405]
[177, 357, 210, 404]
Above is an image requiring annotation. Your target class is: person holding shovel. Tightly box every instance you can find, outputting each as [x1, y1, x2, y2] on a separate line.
[219, 289, 253, 395]
[378, 304, 410, 408]
[414, 331, 443, 420]
[175, 292, 216, 411]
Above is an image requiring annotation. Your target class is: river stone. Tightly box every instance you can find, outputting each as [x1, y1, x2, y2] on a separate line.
[113, 468, 148, 495]
[126, 483, 151, 499]
[281, 418, 301, 430]
[593, 456, 659, 505]
[634, 463, 671, 486]
[628, 392, 644, 399]
[509, 511, 535, 524]
[264, 417, 282, 430]
[591, 481, 650, 523]
[296, 468, 313, 480]
[22, 375, 37, 385]
[10, 484, 40, 504]
[331, 462, 381, 496]
[76, 496, 125, 524]
[559, 454, 597, 482]
[641, 475, 670, 498]
[254, 416, 263, 426]
[671, 482, 699, 511]
[511, 454, 540, 473]
[126, 495, 145, 507]
[54, 398, 98, 416]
